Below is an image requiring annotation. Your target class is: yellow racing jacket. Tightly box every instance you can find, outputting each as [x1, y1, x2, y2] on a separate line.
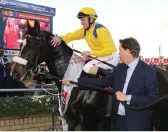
[61, 22, 117, 57]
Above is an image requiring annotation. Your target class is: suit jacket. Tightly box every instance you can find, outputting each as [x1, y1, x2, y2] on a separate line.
[3, 57, 11, 77]
[0, 57, 11, 88]
[0, 63, 5, 88]
[78, 59, 159, 130]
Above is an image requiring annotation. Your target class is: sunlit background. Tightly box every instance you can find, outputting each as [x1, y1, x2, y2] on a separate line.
[21, 0, 168, 57]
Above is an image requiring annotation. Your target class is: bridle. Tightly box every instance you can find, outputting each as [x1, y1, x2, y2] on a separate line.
[14, 33, 168, 111]
[17, 32, 47, 81]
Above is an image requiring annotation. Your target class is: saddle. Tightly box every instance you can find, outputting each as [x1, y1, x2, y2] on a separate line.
[44, 68, 113, 118]
[71, 67, 113, 117]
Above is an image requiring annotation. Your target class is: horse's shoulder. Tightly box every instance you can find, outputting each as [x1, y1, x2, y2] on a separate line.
[155, 66, 168, 75]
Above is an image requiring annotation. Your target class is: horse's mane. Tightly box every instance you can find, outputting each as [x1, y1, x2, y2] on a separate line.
[42, 30, 55, 37]
[40, 30, 73, 56]
[155, 66, 168, 82]
[22, 22, 74, 78]
[154, 66, 168, 97]
[32, 30, 73, 78]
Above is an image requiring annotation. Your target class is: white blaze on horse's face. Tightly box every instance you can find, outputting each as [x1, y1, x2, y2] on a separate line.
[23, 39, 27, 46]
[20, 39, 27, 52]
[12, 56, 28, 65]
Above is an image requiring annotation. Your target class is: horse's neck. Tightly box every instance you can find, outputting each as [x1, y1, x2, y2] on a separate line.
[155, 67, 168, 96]
[44, 42, 84, 79]
[63, 53, 85, 79]
[47, 53, 85, 79]
[156, 67, 168, 82]
[39, 32, 85, 79]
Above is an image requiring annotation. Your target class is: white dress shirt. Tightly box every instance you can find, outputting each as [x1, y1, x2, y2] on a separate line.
[117, 58, 139, 115]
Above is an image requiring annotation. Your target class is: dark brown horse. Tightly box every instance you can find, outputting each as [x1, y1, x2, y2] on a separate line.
[11, 20, 168, 131]
[11, 20, 110, 131]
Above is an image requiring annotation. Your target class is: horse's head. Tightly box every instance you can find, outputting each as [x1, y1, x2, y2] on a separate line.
[12, 20, 53, 81]
[12, 20, 73, 81]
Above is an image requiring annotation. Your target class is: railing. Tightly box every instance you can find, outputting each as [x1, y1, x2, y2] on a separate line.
[0, 83, 60, 131]
[0, 83, 58, 97]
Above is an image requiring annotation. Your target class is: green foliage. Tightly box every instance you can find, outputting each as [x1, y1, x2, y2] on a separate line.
[0, 95, 58, 118]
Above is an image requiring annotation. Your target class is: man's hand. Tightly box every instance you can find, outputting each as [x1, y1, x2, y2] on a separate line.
[50, 36, 62, 47]
[115, 91, 128, 101]
[25, 81, 34, 88]
[61, 78, 73, 87]
[81, 51, 90, 57]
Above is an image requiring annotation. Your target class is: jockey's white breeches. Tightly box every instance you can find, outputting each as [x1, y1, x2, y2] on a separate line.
[83, 52, 120, 73]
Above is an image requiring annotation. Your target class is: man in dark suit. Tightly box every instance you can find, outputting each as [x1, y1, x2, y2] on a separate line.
[0, 47, 28, 97]
[61, 37, 159, 131]
[0, 46, 7, 88]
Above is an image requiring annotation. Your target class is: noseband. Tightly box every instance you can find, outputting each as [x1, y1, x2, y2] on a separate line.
[17, 32, 47, 81]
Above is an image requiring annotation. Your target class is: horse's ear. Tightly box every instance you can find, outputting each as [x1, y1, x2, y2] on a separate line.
[34, 20, 40, 35]
[27, 19, 31, 31]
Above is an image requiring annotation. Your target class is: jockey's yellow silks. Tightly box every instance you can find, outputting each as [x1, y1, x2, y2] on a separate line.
[61, 22, 117, 57]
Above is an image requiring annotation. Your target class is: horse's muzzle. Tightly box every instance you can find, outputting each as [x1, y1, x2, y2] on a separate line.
[11, 71, 20, 81]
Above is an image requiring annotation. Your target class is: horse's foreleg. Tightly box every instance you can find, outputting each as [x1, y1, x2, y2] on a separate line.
[71, 89, 85, 114]
[63, 88, 80, 131]
[67, 118, 78, 131]
[98, 116, 114, 131]
[62, 105, 78, 131]
[80, 115, 99, 131]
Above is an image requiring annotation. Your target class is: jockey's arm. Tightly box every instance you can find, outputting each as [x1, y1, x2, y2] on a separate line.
[61, 27, 84, 44]
[90, 28, 117, 57]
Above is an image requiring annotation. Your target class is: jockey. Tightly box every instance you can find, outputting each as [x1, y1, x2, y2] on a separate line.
[51, 7, 120, 76]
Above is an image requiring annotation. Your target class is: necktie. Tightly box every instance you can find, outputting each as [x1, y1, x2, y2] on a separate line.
[121, 64, 129, 89]
[116, 64, 129, 113]
[124, 63, 129, 69]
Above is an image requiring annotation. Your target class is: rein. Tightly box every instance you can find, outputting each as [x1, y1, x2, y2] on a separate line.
[41, 72, 168, 111]
[71, 49, 168, 110]
[40, 73, 168, 111]
[72, 49, 116, 68]
[17, 33, 168, 111]
[18, 34, 44, 81]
